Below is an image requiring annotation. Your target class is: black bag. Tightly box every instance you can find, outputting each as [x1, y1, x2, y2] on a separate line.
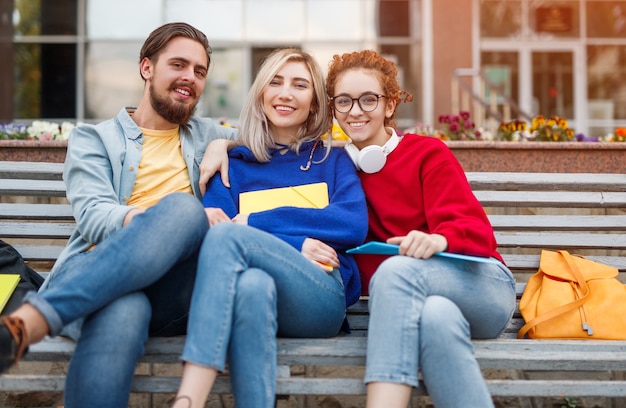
[0, 240, 45, 315]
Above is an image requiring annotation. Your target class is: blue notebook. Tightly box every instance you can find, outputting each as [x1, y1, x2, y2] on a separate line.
[347, 242, 502, 265]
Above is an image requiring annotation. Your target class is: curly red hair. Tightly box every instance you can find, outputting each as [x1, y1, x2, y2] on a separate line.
[326, 50, 413, 128]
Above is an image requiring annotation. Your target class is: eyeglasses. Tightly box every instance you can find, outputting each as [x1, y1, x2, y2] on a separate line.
[330, 94, 386, 113]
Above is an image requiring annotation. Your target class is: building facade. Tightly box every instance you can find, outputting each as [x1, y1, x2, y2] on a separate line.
[1, 0, 625, 138]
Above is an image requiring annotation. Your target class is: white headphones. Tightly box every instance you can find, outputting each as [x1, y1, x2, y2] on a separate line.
[344, 129, 400, 174]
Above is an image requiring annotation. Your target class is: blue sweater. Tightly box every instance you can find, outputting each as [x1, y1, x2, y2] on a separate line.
[202, 140, 368, 307]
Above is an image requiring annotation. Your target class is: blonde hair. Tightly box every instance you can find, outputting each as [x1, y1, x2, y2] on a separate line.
[239, 48, 332, 162]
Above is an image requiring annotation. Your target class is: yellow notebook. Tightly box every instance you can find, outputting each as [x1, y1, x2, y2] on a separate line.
[239, 182, 329, 215]
[0, 275, 20, 314]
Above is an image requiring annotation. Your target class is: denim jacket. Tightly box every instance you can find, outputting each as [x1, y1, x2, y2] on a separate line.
[42, 107, 237, 339]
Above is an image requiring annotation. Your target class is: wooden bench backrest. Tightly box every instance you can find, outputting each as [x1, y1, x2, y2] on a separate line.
[1, 162, 625, 276]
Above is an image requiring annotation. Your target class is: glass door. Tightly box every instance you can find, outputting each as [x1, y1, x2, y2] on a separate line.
[532, 51, 574, 119]
[481, 45, 582, 129]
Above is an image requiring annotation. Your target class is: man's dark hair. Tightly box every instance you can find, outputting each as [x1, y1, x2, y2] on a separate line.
[139, 22, 212, 80]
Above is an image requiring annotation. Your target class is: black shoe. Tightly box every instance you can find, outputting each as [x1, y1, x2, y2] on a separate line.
[0, 316, 29, 374]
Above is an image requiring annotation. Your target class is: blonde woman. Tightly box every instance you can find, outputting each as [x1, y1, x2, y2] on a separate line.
[171, 48, 368, 408]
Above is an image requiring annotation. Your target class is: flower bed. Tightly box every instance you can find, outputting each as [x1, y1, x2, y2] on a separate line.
[413, 111, 626, 144]
[0, 120, 77, 141]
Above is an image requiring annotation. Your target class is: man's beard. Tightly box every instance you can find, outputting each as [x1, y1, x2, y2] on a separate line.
[149, 84, 197, 125]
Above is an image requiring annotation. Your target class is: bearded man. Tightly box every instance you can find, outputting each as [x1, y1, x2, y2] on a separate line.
[0, 22, 237, 408]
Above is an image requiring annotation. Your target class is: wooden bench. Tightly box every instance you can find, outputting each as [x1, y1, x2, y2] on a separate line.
[1, 160, 626, 402]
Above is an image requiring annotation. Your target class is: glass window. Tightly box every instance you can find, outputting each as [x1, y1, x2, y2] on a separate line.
[480, 52, 520, 122]
[200, 48, 245, 121]
[11, 0, 78, 119]
[165, 0, 244, 41]
[380, 44, 420, 126]
[14, 0, 77, 36]
[13, 43, 41, 118]
[87, 0, 162, 39]
[481, 52, 520, 105]
[480, 0, 522, 38]
[85, 42, 144, 119]
[586, 1, 626, 38]
[245, 0, 305, 41]
[14, 43, 76, 119]
[532, 51, 574, 118]
[587, 45, 626, 121]
[306, 0, 367, 40]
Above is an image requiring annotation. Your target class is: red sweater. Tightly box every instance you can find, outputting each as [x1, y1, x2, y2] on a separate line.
[356, 133, 504, 294]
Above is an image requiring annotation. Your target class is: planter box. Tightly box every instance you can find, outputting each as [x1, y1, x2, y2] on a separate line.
[448, 141, 626, 173]
[0, 140, 624, 174]
[0, 140, 68, 163]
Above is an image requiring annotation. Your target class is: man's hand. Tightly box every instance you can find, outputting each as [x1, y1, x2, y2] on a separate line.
[387, 231, 448, 259]
[199, 139, 238, 195]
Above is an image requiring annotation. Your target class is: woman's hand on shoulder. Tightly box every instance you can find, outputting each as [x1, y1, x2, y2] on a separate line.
[387, 231, 448, 259]
[302, 238, 339, 273]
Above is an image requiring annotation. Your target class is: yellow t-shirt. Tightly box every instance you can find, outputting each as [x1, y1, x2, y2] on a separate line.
[128, 127, 193, 209]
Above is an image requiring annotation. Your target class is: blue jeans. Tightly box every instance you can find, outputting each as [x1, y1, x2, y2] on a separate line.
[182, 223, 347, 408]
[25, 193, 209, 408]
[365, 255, 516, 408]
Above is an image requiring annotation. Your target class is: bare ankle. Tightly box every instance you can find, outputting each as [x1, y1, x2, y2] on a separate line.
[171, 395, 192, 408]
[12, 303, 49, 343]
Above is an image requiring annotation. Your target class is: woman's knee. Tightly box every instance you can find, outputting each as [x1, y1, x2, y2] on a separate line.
[420, 296, 469, 338]
[369, 256, 420, 295]
[233, 268, 277, 335]
[235, 268, 276, 310]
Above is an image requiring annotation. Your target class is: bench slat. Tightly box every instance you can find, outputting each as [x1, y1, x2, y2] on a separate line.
[0, 222, 75, 238]
[2, 374, 626, 397]
[0, 203, 73, 220]
[0, 161, 64, 180]
[489, 214, 626, 231]
[495, 231, 626, 249]
[0, 179, 67, 197]
[475, 191, 626, 208]
[501, 254, 626, 271]
[467, 172, 626, 192]
[2, 375, 626, 397]
[13, 245, 65, 261]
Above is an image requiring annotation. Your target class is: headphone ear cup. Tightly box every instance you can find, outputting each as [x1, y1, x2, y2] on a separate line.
[344, 143, 361, 170]
[358, 145, 386, 173]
